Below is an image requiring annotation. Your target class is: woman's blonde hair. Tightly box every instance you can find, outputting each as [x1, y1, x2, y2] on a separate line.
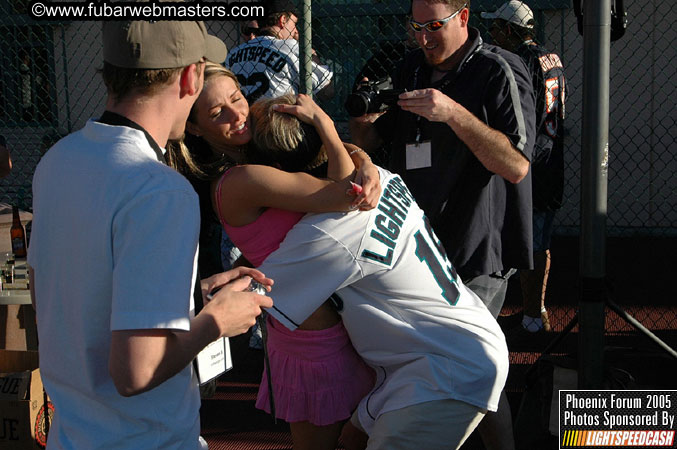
[167, 62, 241, 179]
[248, 94, 327, 172]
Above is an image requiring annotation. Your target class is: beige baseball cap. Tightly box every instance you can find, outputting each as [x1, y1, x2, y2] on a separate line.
[103, 19, 226, 69]
[481, 0, 535, 29]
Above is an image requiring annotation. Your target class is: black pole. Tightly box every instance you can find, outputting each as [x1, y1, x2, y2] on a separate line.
[579, 0, 611, 389]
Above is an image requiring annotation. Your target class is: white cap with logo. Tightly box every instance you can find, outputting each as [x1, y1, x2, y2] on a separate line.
[481, 0, 535, 29]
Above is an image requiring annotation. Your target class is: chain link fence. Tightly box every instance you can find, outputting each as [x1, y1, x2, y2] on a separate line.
[1, 1, 674, 230]
[0, 1, 674, 353]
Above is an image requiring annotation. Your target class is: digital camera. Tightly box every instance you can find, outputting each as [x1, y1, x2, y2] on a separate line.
[344, 77, 404, 118]
[246, 279, 267, 295]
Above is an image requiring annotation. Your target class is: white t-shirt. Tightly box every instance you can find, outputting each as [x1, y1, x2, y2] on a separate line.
[228, 36, 332, 100]
[29, 120, 202, 449]
[259, 168, 509, 435]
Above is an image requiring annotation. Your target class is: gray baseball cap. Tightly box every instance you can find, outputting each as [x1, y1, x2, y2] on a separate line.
[481, 0, 535, 29]
[103, 19, 226, 69]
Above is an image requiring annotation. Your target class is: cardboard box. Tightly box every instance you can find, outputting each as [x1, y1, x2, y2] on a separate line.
[0, 350, 52, 449]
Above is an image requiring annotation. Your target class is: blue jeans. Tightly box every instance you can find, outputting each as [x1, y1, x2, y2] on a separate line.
[533, 210, 556, 252]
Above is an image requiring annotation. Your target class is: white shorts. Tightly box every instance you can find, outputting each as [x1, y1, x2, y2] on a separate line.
[351, 399, 486, 450]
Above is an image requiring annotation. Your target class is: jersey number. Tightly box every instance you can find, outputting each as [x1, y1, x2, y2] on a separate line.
[414, 217, 460, 305]
[545, 77, 564, 115]
[236, 73, 270, 102]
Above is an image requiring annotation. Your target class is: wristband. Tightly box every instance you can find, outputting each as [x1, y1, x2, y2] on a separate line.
[349, 148, 371, 162]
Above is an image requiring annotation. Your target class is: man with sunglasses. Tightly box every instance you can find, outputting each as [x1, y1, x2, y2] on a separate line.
[240, 19, 259, 42]
[351, 1, 535, 449]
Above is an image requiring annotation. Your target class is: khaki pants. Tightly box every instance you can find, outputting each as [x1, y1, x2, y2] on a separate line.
[351, 399, 486, 450]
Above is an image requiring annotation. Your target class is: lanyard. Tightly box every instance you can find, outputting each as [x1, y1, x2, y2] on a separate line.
[410, 39, 483, 143]
[411, 66, 460, 143]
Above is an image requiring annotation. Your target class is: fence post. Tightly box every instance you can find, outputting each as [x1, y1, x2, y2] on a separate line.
[579, 0, 611, 389]
[298, 0, 313, 97]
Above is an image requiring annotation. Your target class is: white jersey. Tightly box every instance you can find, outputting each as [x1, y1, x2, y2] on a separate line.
[258, 168, 509, 435]
[228, 35, 332, 101]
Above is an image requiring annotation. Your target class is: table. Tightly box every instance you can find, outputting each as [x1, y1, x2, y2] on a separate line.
[0, 290, 31, 305]
[0, 260, 30, 305]
[0, 259, 36, 350]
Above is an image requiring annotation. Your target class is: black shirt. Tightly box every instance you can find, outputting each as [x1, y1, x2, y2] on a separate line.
[375, 28, 536, 278]
[515, 40, 566, 211]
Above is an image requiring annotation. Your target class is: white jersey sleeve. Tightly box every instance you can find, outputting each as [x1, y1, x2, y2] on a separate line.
[257, 221, 360, 330]
[311, 60, 332, 93]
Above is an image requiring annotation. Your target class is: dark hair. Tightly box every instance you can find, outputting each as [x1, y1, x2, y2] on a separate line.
[240, 21, 260, 36]
[100, 61, 183, 103]
[259, 11, 292, 29]
[506, 20, 535, 38]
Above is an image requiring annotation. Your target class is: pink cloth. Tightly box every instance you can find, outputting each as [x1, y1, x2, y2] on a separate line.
[214, 168, 375, 425]
[256, 316, 375, 425]
[214, 169, 304, 266]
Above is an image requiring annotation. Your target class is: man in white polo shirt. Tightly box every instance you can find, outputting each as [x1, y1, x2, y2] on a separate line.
[28, 17, 272, 449]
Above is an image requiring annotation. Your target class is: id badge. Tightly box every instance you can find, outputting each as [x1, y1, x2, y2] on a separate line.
[405, 141, 432, 170]
[195, 337, 232, 385]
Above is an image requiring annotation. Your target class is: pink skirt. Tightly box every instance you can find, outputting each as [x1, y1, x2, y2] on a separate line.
[255, 315, 375, 426]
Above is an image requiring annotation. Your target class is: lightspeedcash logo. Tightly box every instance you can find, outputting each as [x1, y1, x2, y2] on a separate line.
[559, 391, 677, 449]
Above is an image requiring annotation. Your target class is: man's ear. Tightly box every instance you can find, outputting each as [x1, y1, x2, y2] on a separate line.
[185, 120, 201, 137]
[460, 8, 470, 27]
[179, 63, 201, 98]
[277, 14, 288, 29]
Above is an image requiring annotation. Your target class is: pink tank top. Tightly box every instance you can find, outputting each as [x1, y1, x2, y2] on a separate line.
[215, 169, 304, 267]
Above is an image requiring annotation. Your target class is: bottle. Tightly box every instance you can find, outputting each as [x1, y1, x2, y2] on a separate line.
[11, 205, 27, 258]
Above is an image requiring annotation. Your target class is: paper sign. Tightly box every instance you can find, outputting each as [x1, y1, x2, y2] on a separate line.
[405, 141, 432, 170]
[194, 337, 232, 385]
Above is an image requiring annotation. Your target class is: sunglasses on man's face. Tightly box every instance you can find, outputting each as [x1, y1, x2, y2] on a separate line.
[409, 3, 467, 33]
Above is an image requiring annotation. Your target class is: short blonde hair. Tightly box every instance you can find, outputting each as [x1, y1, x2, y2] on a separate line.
[250, 94, 303, 153]
[249, 94, 327, 172]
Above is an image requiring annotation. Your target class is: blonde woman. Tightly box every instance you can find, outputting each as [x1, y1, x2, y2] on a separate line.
[170, 63, 377, 450]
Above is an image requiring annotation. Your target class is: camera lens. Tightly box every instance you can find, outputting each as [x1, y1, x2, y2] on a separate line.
[344, 92, 371, 117]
